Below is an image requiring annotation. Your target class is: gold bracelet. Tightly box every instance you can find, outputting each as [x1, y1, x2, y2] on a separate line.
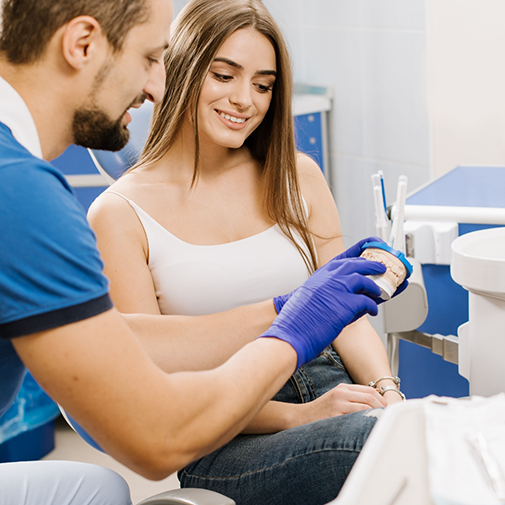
[368, 376, 401, 389]
[377, 386, 406, 401]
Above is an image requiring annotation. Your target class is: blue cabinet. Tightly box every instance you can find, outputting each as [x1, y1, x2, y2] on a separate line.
[293, 85, 331, 179]
[294, 112, 326, 174]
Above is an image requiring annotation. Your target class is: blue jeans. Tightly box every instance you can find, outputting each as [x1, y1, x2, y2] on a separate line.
[179, 347, 381, 505]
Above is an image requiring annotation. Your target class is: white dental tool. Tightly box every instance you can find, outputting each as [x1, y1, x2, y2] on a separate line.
[389, 175, 408, 253]
[371, 173, 390, 241]
[468, 430, 505, 503]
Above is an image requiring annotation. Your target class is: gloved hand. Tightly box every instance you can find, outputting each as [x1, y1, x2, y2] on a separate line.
[273, 236, 385, 314]
[260, 257, 387, 369]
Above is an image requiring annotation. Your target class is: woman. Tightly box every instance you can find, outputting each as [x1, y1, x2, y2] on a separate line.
[88, 1, 403, 503]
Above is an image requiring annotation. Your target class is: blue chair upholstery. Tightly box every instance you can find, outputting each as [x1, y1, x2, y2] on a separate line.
[90, 100, 154, 182]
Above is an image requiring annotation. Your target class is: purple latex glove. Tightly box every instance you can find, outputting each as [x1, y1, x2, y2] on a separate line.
[273, 236, 385, 314]
[260, 257, 387, 369]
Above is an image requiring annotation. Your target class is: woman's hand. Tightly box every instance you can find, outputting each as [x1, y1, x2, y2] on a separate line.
[381, 389, 405, 405]
[241, 382, 388, 434]
[295, 383, 387, 427]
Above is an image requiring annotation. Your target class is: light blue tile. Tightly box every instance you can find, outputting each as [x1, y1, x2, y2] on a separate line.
[304, 27, 365, 156]
[362, 0, 426, 30]
[172, 0, 189, 18]
[331, 155, 376, 246]
[263, 0, 302, 28]
[283, 27, 305, 81]
[362, 31, 429, 166]
[301, 0, 362, 28]
[262, 1, 304, 78]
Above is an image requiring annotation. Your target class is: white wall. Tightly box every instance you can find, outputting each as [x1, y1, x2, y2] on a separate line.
[428, 0, 505, 178]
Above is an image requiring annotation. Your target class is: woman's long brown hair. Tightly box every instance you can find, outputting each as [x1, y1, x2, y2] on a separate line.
[131, 0, 319, 273]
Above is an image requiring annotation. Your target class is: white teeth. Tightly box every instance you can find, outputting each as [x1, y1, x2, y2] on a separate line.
[220, 112, 246, 124]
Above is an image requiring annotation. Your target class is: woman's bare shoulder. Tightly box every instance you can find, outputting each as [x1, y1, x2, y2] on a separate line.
[295, 152, 330, 201]
[296, 152, 324, 178]
[87, 175, 145, 233]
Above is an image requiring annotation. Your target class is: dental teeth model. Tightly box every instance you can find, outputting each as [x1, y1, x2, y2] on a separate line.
[360, 242, 412, 300]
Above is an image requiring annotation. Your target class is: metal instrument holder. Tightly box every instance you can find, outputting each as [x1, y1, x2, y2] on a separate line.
[381, 256, 460, 376]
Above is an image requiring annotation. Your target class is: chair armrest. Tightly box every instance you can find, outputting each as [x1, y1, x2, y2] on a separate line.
[136, 488, 236, 505]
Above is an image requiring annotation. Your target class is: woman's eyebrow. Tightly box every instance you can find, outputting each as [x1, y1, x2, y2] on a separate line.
[213, 57, 277, 77]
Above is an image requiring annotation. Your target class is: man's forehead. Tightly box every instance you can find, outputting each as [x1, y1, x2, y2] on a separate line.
[125, 0, 172, 49]
[144, 0, 174, 24]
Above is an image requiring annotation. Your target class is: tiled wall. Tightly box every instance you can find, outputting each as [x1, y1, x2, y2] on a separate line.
[171, 0, 431, 245]
[172, 0, 188, 15]
[263, 0, 430, 246]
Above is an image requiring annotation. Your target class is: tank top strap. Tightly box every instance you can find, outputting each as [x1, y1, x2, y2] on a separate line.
[104, 190, 132, 204]
[103, 190, 156, 229]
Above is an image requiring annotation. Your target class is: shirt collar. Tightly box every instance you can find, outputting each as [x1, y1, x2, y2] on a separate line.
[0, 75, 43, 159]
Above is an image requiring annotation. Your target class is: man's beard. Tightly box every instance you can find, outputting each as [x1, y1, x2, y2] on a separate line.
[72, 106, 130, 152]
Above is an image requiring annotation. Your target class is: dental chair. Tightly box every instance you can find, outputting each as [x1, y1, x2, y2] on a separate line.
[85, 103, 432, 505]
[86, 103, 488, 505]
[137, 489, 235, 505]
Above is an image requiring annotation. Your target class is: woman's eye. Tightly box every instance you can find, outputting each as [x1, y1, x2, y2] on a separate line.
[256, 83, 273, 93]
[147, 57, 158, 66]
[212, 72, 233, 82]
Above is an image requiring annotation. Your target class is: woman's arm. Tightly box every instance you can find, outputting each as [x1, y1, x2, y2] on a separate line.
[239, 155, 401, 434]
[297, 154, 402, 406]
[240, 384, 386, 434]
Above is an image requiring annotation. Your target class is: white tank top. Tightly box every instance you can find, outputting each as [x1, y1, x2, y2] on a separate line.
[106, 191, 312, 315]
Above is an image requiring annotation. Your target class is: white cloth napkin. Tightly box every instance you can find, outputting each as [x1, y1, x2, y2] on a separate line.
[424, 394, 505, 505]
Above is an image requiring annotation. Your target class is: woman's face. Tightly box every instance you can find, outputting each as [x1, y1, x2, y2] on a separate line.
[197, 27, 277, 150]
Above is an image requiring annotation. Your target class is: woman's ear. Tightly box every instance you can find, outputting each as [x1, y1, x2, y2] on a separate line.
[61, 16, 106, 70]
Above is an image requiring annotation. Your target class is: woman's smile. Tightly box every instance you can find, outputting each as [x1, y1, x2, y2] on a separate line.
[215, 109, 250, 129]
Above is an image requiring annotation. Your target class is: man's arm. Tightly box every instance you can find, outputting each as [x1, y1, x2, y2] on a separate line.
[12, 307, 297, 480]
[121, 302, 276, 372]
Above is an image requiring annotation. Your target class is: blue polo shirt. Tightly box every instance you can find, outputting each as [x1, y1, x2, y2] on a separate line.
[0, 122, 112, 416]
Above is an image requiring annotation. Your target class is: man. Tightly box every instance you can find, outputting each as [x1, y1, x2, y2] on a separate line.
[0, 0, 387, 503]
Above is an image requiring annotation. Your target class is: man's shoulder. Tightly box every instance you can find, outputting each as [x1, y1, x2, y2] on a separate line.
[0, 125, 71, 194]
[0, 122, 35, 158]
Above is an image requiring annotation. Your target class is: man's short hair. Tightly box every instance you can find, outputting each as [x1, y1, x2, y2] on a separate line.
[0, 0, 149, 64]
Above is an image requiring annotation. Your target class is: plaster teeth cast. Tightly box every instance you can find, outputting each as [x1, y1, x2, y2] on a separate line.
[359, 242, 412, 301]
[220, 111, 246, 123]
[361, 247, 408, 291]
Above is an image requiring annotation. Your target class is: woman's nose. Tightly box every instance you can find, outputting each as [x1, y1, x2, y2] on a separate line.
[229, 81, 252, 109]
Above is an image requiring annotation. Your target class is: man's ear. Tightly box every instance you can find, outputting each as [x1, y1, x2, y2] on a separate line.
[61, 16, 107, 70]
